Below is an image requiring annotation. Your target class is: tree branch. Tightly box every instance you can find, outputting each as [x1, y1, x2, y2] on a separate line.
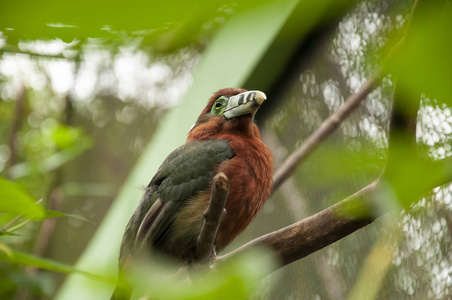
[211, 71, 384, 273]
[232, 72, 452, 274]
[194, 172, 229, 262]
[272, 71, 382, 194]
[214, 0, 443, 286]
[215, 66, 446, 275]
[216, 181, 379, 268]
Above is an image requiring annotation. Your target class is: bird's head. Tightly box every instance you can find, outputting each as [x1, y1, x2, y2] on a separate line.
[188, 88, 267, 140]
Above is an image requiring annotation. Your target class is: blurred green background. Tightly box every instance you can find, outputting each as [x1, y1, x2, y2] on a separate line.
[1, 0, 451, 299]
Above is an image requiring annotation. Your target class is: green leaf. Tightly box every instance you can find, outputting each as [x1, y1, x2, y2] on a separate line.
[9, 146, 93, 179]
[0, 249, 108, 282]
[0, 249, 117, 293]
[0, 242, 13, 258]
[385, 3, 452, 105]
[382, 133, 446, 209]
[0, 249, 75, 273]
[0, 177, 44, 219]
[51, 125, 89, 151]
[44, 210, 90, 223]
[128, 247, 277, 300]
[347, 220, 399, 300]
[0, 231, 20, 236]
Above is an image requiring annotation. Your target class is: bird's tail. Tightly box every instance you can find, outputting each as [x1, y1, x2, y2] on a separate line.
[110, 272, 132, 300]
[111, 285, 131, 300]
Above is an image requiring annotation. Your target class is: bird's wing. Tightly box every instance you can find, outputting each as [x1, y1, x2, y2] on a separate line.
[119, 139, 234, 264]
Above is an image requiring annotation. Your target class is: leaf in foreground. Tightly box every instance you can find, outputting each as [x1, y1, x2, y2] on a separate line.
[0, 249, 106, 282]
[0, 177, 44, 219]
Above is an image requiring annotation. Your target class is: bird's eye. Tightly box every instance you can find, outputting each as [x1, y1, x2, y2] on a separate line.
[210, 96, 227, 115]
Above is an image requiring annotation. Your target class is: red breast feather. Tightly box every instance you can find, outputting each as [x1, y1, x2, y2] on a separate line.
[187, 108, 273, 250]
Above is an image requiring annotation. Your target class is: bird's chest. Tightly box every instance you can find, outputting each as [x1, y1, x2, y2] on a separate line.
[167, 139, 272, 255]
[215, 144, 273, 249]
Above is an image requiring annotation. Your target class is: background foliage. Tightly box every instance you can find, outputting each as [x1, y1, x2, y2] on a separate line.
[0, 0, 451, 299]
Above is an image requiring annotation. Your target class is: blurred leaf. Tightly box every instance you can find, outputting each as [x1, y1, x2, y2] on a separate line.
[0, 231, 19, 236]
[0, 242, 13, 258]
[0, 250, 75, 273]
[348, 218, 399, 300]
[0, 249, 102, 278]
[382, 133, 446, 209]
[385, 3, 452, 105]
[52, 125, 87, 150]
[0, 177, 44, 219]
[44, 210, 89, 223]
[43, 210, 66, 218]
[6, 270, 56, 298]
[296, 138, 385, 208]
[0, 0, 273, 53]
[129, 247, 276, 300]
[9, 135, 93, 179]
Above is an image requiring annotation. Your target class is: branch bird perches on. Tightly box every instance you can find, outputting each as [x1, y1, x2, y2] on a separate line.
[196, 71, 382, 269]
[199, 0, 452, 272]
[199, 66, 452, 274]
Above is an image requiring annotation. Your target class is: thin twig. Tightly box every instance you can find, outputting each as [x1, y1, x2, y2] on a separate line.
[6, 219, 33, 232]
[1, 215, 22, 231]
[194, 172, 229, 262]
[271, 71, 382, 194]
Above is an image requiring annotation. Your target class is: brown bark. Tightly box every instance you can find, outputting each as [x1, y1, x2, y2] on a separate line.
[216, 181, 378, 267]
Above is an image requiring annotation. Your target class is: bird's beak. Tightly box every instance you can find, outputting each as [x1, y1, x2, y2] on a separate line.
[223, 90, 267, 120]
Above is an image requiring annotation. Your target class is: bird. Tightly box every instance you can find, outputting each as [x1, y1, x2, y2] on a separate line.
[112, 88, 273, 299]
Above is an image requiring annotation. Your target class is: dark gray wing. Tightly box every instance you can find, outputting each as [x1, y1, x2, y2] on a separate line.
[119, 139, 234, 265]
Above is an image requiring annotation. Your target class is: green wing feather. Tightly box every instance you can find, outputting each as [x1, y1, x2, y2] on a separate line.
[119, 139, 234, 265]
